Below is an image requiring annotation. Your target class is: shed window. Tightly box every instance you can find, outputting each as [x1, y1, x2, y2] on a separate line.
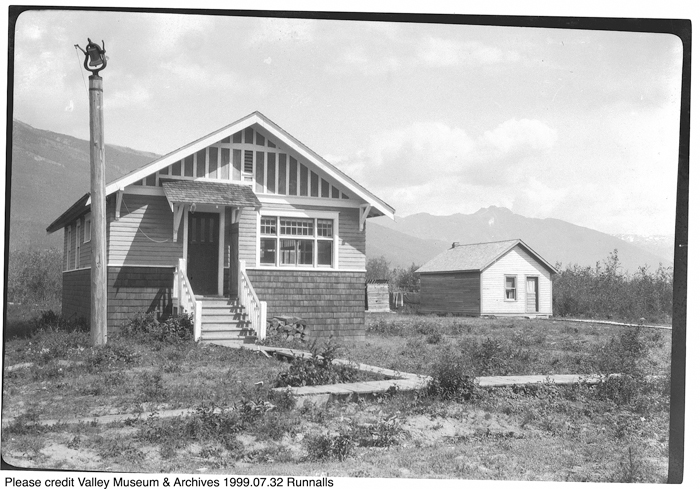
[259, 215, 336, 268]
[505, 276, 517, 301]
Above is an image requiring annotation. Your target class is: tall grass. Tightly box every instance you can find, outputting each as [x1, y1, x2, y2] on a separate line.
[553, 250, 673, 323]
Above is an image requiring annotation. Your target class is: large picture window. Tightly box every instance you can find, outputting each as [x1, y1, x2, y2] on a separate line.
[259, 215, 335, 268]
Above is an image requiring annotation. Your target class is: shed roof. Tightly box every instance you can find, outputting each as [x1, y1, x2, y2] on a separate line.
[416, 239, 558, 274]
[162, 180, 261, 208]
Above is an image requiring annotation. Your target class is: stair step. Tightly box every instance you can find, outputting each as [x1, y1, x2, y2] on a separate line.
[202, 317, 250, 325]
[201, 329, 254, 338]
[202, 337, 256, 347]
[201, 324, 254, 333]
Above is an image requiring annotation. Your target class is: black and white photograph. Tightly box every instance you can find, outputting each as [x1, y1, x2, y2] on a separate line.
[2, 2, 694, 485]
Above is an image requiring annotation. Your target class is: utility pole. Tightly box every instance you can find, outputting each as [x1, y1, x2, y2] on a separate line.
[76, 39, 108, 346]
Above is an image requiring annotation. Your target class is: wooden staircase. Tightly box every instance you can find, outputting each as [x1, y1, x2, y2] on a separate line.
[198, 297, 257, 347]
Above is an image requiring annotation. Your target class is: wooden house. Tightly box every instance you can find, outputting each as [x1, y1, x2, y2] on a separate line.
[416, 239, 557, 317]
[47, 112, 394, 344]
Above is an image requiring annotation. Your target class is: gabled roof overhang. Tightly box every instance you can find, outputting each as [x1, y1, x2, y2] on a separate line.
[48, 111, 395, 235]
[101, 111, 394, 219]
[46, 192, 90, 233]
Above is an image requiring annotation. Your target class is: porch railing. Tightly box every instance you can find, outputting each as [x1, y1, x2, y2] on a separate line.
[173, 258, 202, 341]
[238, 259, 267, 340]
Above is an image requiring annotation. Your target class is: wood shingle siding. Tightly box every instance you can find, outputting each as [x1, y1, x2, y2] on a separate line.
[106, 266, 174, 332]
[419, 272, 481, 315]
[481, 247, 553, 315]
[247, 269, 366, 342]
[62, 269, 91, 323]
[108, 194, 183, 267]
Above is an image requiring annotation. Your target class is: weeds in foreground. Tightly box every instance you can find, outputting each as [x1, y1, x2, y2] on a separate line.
[426, 349, 475, 401]
[120, 312, 194, 344]
[274, 340, 360, 387]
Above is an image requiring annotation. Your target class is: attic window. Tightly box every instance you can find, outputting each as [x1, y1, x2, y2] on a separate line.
[505, 276, 517, 301]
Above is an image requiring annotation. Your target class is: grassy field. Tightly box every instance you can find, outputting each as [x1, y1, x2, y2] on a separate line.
[2, 311, 671, 481]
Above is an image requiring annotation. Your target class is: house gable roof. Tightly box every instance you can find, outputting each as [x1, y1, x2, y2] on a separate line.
[416, 239, 558, 274]
[106, 111, 393, 216]
[47, 111, 394, 234]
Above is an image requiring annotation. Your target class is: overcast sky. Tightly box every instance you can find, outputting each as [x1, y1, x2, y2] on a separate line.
[11, 8, 684, 236]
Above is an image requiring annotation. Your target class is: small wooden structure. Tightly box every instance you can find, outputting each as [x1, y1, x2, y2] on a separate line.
[416, 239, 557, 317]
[366, 279, 391, 312]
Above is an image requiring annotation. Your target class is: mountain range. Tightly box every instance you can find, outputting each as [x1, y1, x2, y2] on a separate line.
[8, 120, 159, 251]
[7, 120, 674, 273]
[367, 209, 673, 272]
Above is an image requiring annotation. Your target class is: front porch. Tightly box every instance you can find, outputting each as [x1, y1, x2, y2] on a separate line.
[173, 257, 268, 346]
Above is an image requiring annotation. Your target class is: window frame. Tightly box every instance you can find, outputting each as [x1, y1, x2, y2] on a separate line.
[75, 219, 81, 269]
[504, 275, 517, 301]
[84, 215, 92, 243]
[256, 210, 339, 269]
[66, 226, 72, 270]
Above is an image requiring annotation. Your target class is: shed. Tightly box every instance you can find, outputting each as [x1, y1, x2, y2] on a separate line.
[416, 239, 557, 317]
[365, 279, 391, 312]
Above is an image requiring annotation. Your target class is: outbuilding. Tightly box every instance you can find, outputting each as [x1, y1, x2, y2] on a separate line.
[416, 239, 557, 317]
[365, 279, 391, 312]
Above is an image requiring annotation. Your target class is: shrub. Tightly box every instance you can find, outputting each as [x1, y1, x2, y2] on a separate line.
[352, 417, 406, 447]
[7, 248, 62, 305]
[553, 250, 673, 323]
[595, 327, 649, 376]
[426, 349, 475, 400]
[274, 340, 359, 387]
[305, 431, 354, 461]
[121, 312, 193, 343]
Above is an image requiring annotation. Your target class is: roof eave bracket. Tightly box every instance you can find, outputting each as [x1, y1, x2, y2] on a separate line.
[359, 204, 371, 232]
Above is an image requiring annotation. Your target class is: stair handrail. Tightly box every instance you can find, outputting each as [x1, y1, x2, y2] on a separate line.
[175, 258, 202, 341]
[238, 259, 267, 340]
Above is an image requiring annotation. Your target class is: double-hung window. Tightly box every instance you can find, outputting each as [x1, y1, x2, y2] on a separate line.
[505, 275, 517, 301]
[259, 214, 336, 268]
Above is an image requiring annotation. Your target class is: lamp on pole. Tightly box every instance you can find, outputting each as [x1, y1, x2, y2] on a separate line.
[76, 38, 108, 346]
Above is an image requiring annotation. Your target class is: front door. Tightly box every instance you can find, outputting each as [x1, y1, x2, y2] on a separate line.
[187, 212, 219, 295]
[526, 277, 539, 313]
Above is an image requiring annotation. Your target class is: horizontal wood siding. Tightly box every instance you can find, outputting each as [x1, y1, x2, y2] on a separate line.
[62, 269, 91, 324]
[248, 269, 366, 342]
[107, 266, 174, 333]
[337, 207, 365, 269]
[108, 194, 183, 266]
[419, 272, 480, 315]
[481, 246, 553, 315]
[238, 206, 258, 263]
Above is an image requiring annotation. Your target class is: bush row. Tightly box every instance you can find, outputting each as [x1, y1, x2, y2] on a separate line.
[553, 250, 673, 323]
